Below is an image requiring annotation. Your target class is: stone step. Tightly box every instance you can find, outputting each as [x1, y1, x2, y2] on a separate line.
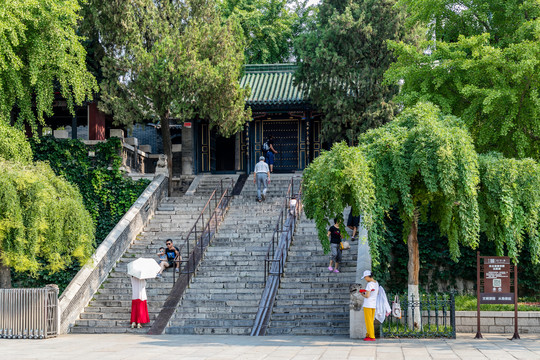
[167, 319, 254, 327]
[181, 293, 262, 301]
[70, 326, 149, 334]
[165, 326, 252, 335]
[72, 191, 216, 334]
[267, 211, 358, 337]
[167, 312, 256, 320]
[79, 312, 159, 320]
[265, 327, 349, 336]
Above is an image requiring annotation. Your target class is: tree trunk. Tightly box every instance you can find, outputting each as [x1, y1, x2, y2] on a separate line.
[407, 210, 421, 330]
[160, 112, 173, 196]
[0, 256, 12, 288]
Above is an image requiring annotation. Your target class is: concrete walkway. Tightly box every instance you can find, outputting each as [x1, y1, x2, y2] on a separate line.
[2, 334, 540, 360]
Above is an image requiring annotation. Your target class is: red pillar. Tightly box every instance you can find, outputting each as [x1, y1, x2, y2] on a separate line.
[88, 102, 106, 140]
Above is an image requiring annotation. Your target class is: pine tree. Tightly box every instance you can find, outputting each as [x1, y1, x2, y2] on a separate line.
[295, 0, 404, 143]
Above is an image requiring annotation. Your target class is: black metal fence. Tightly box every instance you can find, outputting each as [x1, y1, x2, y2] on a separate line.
[381, 293, 456, 339]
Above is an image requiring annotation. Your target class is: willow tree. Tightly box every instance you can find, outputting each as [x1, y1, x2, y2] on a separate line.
[84, 0, 251, 192]
[0, 121, 95, 288]
[302, 142, 375, 253]
[0, 0, 97, 130]
[358, 102, 481, 327]
[478, 153, 540, 265]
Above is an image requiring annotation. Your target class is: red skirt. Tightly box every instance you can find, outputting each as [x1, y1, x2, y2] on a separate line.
[131, 299, 150, 324]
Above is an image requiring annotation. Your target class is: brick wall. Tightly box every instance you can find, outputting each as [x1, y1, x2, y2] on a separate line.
[455, 311, 540, 334]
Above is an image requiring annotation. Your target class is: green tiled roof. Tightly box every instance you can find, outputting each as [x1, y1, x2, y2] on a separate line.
[240, 64, 307, 107]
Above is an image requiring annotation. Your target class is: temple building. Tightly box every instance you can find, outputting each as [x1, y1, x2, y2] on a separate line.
[187, 64, 322, 174]
[43, 64, 323, 175]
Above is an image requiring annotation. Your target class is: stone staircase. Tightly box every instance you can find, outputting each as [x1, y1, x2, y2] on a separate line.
[165, 174, 295, 335]
[266, 216, 358, 336]
[70, 177, 234, 334]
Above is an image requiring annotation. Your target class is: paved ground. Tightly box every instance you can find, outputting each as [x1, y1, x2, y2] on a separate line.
[1, 334, 539, 360]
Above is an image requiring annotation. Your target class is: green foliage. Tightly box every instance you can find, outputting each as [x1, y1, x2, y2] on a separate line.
[294, 0, 404, 143]
[11, 136, 149, 292]
[0, 0, 97, 131]
[302, 142, 375, 253]
[219, 0, 298, 64]
[455, 295, 540, 311]
[359, 102, 481, 263]
[29, 136, 150, 243]
[478, 153, 540, 264]
[0, 120, 32, 164]
[0, 160, 95, 275]
[397, 0, 540, 47]
[86, 0, 250, 136]
[387, 1, 540, 159]
[375, 210, 540, 296]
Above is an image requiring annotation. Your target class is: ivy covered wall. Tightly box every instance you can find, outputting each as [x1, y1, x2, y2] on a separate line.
[11, 137, 150, 292]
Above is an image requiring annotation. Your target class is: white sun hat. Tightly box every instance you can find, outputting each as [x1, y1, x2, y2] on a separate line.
[360, 270, 372, 279]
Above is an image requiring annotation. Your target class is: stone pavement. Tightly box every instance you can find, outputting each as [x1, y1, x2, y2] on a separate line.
[1, 334, 539, 360]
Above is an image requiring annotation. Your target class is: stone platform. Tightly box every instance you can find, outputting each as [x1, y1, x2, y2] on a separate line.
[2, 334, 540, 360]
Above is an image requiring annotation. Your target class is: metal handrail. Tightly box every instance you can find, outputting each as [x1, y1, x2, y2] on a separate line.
[148, 177, 235, 334]
[251, 175, 303, 336]
[172, 177, 234, 283]
[263, 176, 302, 282]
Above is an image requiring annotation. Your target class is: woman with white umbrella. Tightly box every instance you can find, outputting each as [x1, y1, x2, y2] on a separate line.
[127, 258, 161, 329]
[130, 276, 149, 328]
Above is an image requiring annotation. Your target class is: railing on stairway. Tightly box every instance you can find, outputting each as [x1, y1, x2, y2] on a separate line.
[148, 178, 234, 334]
[172, 178, 234, 283]
[251, 176, 303, 336]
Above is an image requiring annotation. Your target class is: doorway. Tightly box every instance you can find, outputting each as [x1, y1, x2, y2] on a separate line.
[214, 134, 236, 172]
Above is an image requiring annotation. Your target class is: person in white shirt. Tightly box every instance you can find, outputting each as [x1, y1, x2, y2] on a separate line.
[360, 270, 379, 341]
[253, 156, 270, 202]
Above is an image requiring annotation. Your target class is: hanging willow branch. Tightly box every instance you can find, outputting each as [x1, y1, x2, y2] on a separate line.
[0, 160, 95, 274]
[302, 142, 375, 254]
[478, 153, 540, 264]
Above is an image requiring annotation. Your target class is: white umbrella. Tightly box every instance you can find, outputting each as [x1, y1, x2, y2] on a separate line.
[127, 258, 161, 279]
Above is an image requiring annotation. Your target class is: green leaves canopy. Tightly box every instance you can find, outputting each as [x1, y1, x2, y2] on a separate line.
[0, 160, 95, 274]
[0, 120, 32, 164]
[0, 121, 95, 276]
[478, 153, 540, 264]
[303, 102, 481, 264]
[0, 0, 97, 131]
[387, 0, 540, 159]
[294, 0, 404, 143]
[219, 0, 298, 64]
[386, 34, 540, 159]
[93, 0, 251, 137]
[302, 142, 375, 253]
[359, 102, 480, 263]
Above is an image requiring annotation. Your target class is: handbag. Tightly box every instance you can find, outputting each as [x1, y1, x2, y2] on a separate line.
[391, 295, 402, 319]
[340, 241, 350, 250]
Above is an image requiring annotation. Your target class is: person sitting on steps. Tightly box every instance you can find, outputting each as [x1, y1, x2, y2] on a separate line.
[156, 239, 180, 278]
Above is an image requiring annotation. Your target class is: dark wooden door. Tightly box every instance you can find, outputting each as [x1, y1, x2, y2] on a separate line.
[263, 120, 299, 172]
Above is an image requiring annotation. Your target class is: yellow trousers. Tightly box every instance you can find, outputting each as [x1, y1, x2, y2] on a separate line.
[363, 307, 375, 339]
